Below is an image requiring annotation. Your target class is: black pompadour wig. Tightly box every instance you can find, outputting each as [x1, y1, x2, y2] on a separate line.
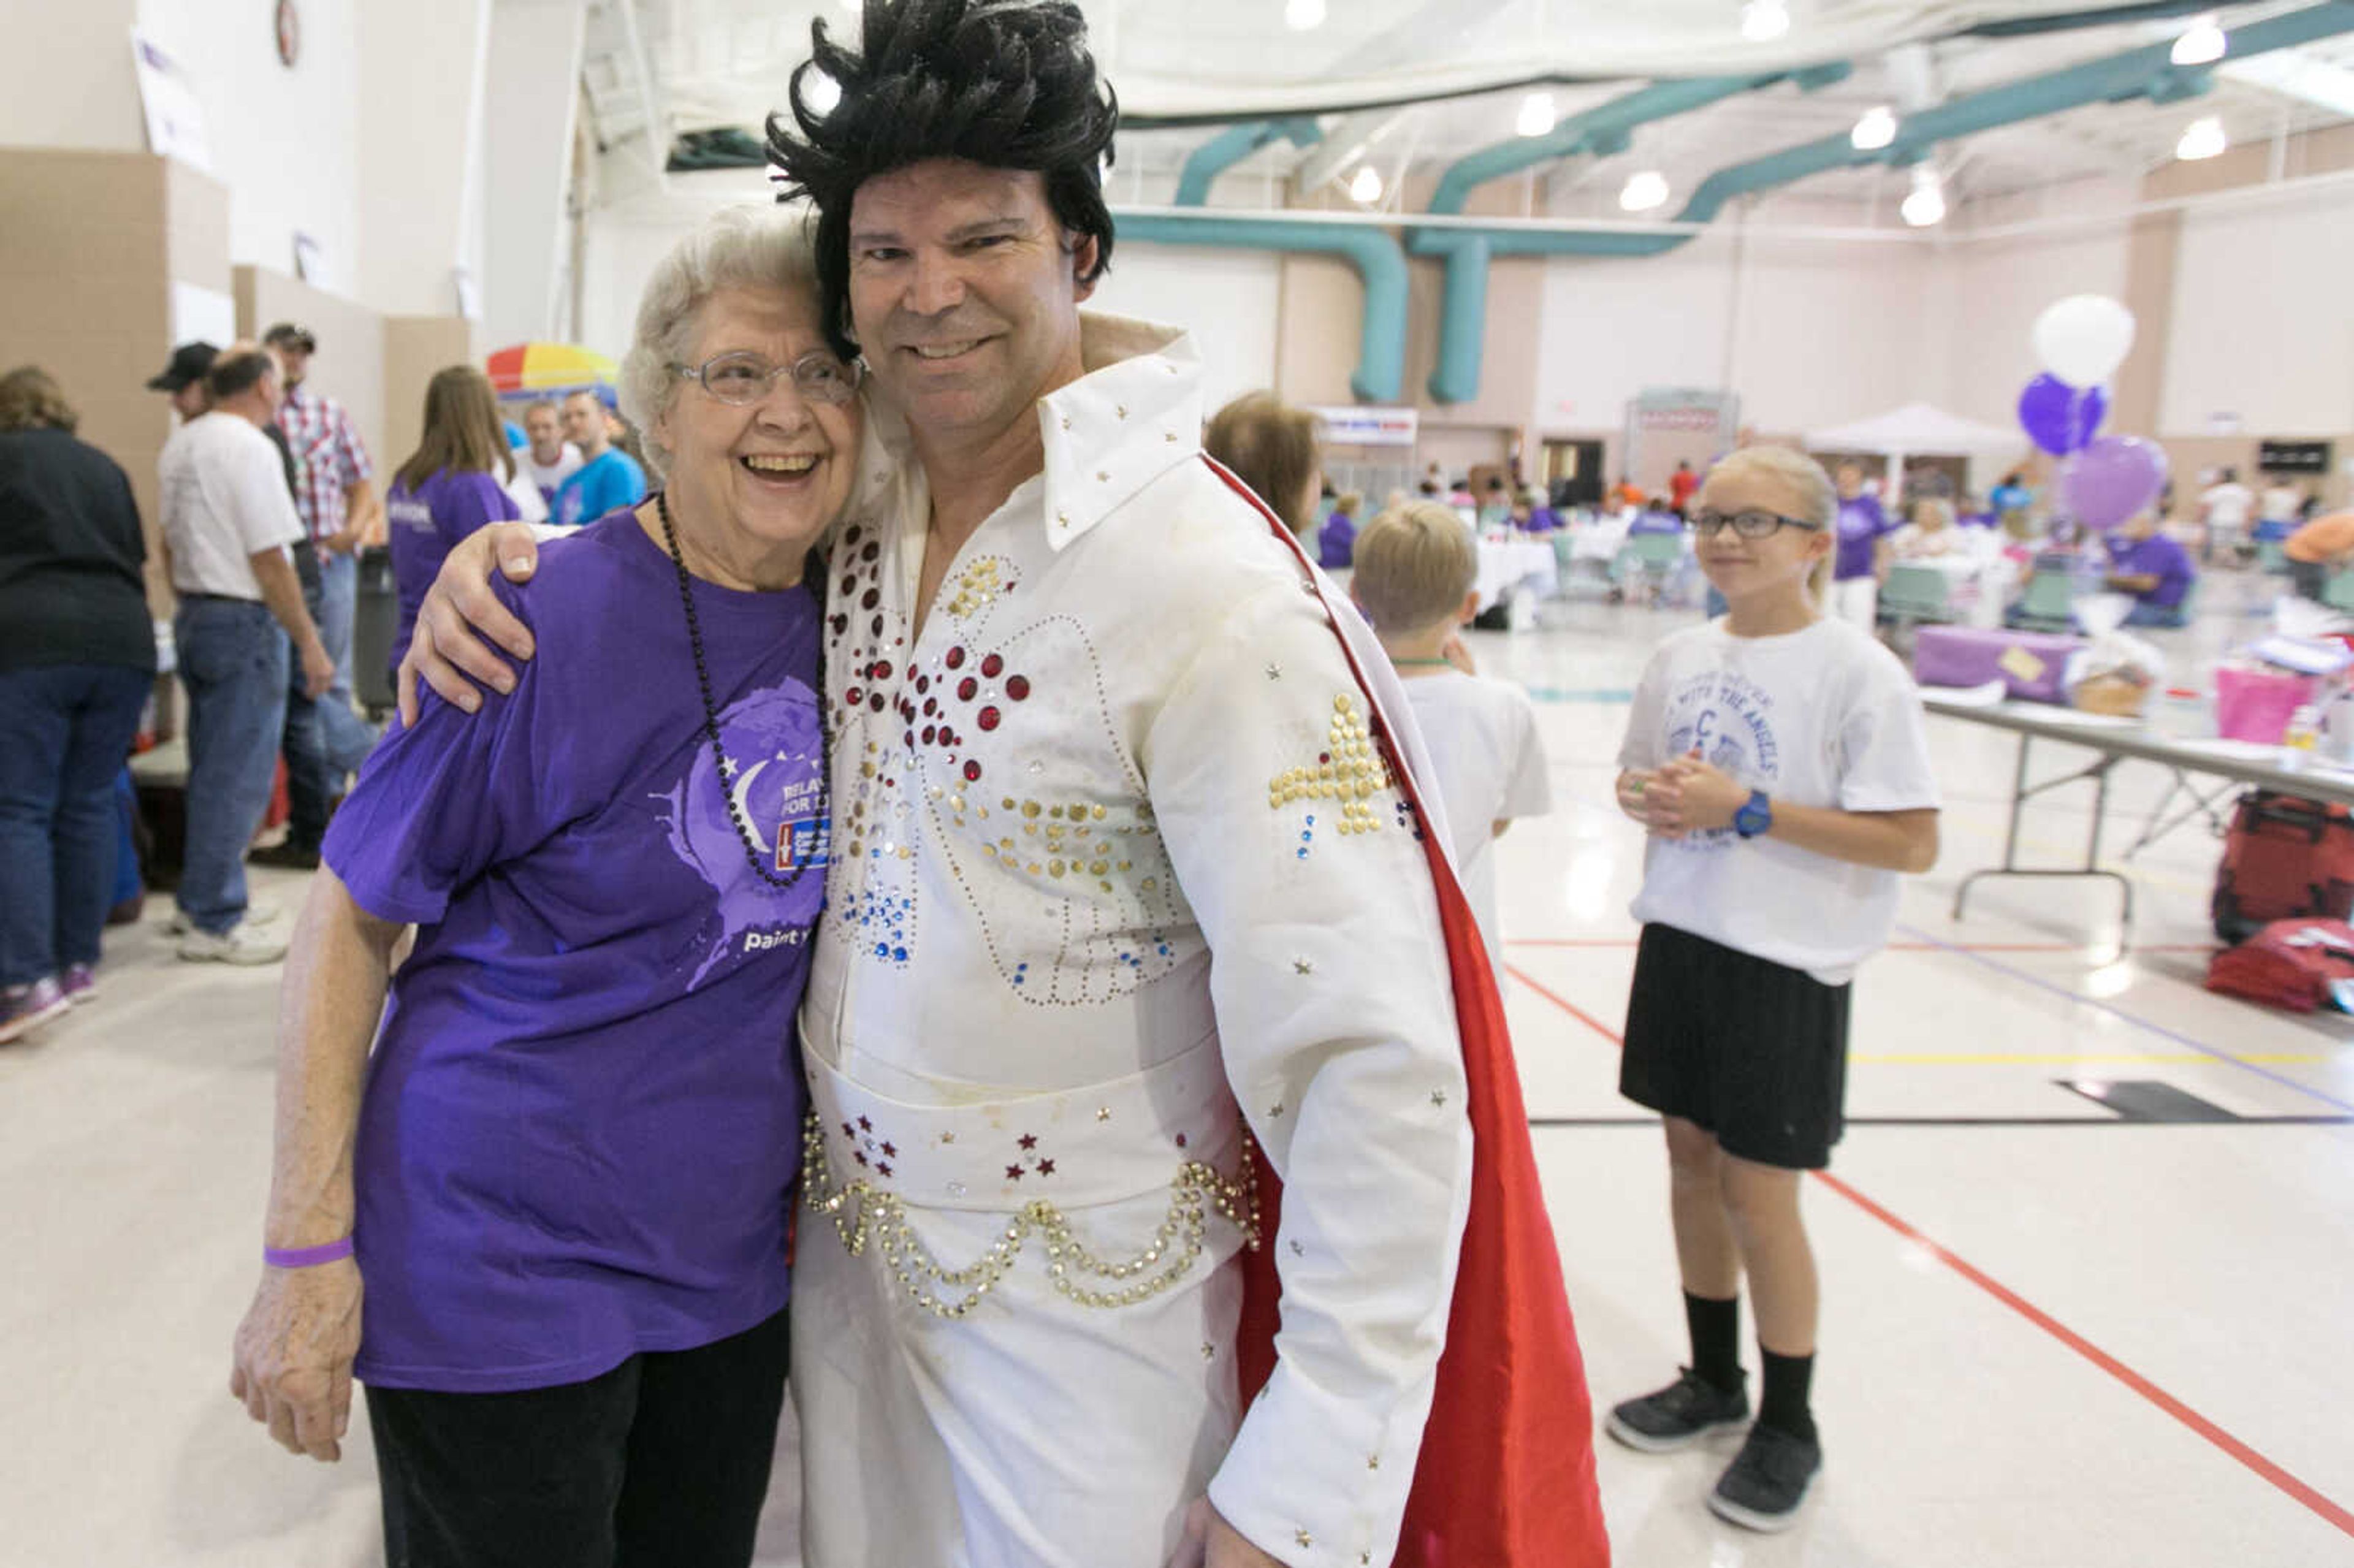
[766, 0, 1119, 359]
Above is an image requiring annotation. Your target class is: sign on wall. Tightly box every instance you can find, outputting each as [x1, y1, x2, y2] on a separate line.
[130, 29, 211, 172]
[1624, 387, 1740, 492]
[2260, 440, 2332, 474]
[1311, 406, 1419, 447]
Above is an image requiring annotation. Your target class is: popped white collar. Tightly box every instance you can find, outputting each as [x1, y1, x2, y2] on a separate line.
[1033, 312, 1205, 552]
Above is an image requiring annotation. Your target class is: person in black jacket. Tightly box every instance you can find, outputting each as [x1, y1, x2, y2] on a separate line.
[0, 367, 158, 1042]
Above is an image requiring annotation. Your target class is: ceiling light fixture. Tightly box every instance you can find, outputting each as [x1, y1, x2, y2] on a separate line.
[1517, 91, 1557, 138]
[1740, 1, 1791, 43]
[1618, 170, 1670, 212]
[2171, 12, 2226, 67]
[1851, 104, 1897, 151]
[1899, 166, 1945, 227]
[802, 70, 841, 114]
[2176, 114, 2228, 161]
[1285, 0, 1328, 32]
[1349, 164, 1383, 203]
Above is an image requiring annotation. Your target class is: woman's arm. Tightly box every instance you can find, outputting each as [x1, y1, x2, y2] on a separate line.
[229, 868, 405, 1463]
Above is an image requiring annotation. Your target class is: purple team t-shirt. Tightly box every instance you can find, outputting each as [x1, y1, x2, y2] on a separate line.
[2107, 531, 2194, 610]
[1834, 494, 1893, 581]
[324, 509, 827, 1393]
[386, 467, 522, 677]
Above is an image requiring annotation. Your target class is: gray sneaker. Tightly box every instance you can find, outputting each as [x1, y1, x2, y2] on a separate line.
[1708, 1423, 1823, 1532]
[1606, 1368, 1750, 1453]
[168, 899, 282, 937]
[178, 921, 290, 965]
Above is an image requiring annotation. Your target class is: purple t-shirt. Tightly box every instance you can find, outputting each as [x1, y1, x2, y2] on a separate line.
[2106, 531, 2194, 609]
[1318, 511, 1357, 569]
[386, 467, 521, 677]
[325, 509, 826, 1393]
[1834, 494, 1893, 580]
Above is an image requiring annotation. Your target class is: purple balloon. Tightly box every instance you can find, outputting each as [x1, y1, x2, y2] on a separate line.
[2017, 373, 2108, 455]
[2061, 436, 2169, 530]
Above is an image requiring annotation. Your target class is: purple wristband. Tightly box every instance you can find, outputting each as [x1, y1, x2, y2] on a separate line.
[264, 1236, 354, 1269]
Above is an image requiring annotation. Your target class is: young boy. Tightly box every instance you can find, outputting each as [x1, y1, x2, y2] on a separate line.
[1351, 501, 1551, 968]
[1607, 445, 1941, 1531]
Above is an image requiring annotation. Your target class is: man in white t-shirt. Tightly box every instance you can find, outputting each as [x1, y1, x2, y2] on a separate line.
[519, 399, 582, 504]
[2200, 467, 2255, 565]
[1349, 500, 1552, 965]
[159, 348, 335, 965]
[2259, 474, 2304, 538]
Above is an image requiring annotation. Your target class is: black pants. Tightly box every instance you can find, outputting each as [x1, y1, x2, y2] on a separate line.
[2291, 557, 2329, 603]
[366, 1306, 791, 1568]
[281, 540, 333, 848]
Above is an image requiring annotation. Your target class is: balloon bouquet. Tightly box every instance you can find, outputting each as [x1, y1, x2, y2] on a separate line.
[2016, 294, 2169, 535]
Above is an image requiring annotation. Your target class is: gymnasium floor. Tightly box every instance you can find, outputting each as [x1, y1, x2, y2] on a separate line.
[5, 567, 2351, 1567]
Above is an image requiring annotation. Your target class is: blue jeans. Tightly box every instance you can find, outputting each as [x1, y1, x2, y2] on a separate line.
[2123, 600, 2188, 629]
[0, 663, 152, 986]
[314, 549, 378, 773]
[175, 599, 289, 936]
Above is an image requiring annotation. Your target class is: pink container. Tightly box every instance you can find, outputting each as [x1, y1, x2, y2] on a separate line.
[2214, 667, 2317, 744]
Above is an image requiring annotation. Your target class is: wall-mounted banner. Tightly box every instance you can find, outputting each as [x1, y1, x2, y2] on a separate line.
[131, 29, 211, 172]
[1311, 406, 1420, 447]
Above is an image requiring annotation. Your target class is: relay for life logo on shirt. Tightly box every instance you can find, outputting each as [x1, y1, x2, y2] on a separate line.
[1661, 671, 1783, 852]
[657, 682, 829, 983]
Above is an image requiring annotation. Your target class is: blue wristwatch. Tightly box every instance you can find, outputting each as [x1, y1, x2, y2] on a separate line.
[1733, 790, 1773, 840]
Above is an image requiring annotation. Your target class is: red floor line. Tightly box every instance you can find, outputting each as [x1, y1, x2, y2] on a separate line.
[1505, 939, 2218, 954]
[1499, 962, 2354, 1542]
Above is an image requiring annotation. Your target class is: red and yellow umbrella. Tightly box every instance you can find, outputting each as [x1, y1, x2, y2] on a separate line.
[485, 342, 619, 397]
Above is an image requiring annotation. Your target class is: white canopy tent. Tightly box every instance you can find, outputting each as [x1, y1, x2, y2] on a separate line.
[1805, 402, 2030, 500]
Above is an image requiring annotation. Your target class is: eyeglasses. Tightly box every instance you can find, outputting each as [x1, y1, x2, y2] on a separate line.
[1688, 508, 1821, 539]
[672, 349, 862, 408]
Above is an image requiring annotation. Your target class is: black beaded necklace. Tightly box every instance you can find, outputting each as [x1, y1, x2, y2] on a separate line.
[655, 489, 827, 890]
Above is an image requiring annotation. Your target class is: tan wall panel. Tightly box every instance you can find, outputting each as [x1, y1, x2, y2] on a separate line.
[2158, 434, 2351, 515]
[234, 264, 389, 481]
[1273, 253, 1365, 408]
[382, 316, 486, 475]
[2112, 210, 2180, 440]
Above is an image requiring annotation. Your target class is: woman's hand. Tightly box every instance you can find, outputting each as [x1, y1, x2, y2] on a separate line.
[230, 1259, 364, 1462]
[1645, 749, 1748, 835]
[395, 520, 546, 725]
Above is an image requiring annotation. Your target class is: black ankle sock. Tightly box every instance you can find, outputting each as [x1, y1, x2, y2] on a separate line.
[1758, 1347, 1816, 1442]
[1683, 1292, 1742, 1394]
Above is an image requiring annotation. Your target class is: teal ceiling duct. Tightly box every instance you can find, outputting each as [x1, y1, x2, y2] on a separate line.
[1425, 66, 1852, 216]
[1115, 212, 1408, 402]
[1174, 118, 1324, 207]
[1414, 0, 2354, 403]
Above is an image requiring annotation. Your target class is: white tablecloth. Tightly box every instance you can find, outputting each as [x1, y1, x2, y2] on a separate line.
[1475, 538, 1559, 611]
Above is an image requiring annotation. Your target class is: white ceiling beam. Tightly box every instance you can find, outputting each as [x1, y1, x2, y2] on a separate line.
[2219, 47, 2354, 119]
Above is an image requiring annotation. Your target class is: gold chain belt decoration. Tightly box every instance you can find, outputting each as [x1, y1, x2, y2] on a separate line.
[801, 1110, 1262, 1320]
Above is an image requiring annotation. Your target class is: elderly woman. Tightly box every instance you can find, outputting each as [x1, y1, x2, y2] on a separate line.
[1886, 497, 1963, 562]
[227, 208, 859, 1568]
[0, 368, 157, 1040]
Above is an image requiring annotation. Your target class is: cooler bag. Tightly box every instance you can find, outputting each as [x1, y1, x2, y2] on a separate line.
[1913, 625, 2084, 704]
[2206, 918, 2354, 1013]
[2211, 790, 2354, 944]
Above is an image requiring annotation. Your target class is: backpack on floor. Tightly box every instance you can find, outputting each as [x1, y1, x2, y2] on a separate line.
[2211, 790, 2354, 945]
[2206, 918, 2354, 1013]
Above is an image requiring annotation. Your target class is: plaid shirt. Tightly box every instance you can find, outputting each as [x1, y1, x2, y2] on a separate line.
[276, 384, 373, 544]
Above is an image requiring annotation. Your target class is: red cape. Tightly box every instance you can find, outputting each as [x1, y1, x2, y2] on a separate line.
[1213, 461, 1612, 1567]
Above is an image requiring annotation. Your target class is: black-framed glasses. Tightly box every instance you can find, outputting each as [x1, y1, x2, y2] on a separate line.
[672, 349, 862, 407]
[1688, 508, 1821, 539]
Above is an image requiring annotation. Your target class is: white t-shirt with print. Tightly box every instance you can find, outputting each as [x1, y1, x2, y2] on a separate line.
[1618, 616, 1940, 985]
[525, 444, 584, 502]
[1401, 669, 1552, 969]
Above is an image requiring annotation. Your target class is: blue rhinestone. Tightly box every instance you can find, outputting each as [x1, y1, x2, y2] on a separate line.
[893, 946, 908, 962]
[874, 943, 888, 957]
[1297, 848, 1308, 859]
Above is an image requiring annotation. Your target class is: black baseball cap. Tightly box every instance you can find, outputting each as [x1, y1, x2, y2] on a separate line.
[263, 322, 317, 352]
[147, 341, 219, 393]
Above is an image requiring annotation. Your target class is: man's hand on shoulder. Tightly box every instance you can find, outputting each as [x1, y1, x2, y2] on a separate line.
[394, 520, 545, 725]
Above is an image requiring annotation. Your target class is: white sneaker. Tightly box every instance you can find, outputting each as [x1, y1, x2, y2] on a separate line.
[178, 922, 290, 965]
[168, 899, 282, 937]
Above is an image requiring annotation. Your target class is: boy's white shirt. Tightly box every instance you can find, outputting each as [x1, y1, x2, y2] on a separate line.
[1618, 614, 1940, 985]
[1397, 668, 1552, 969]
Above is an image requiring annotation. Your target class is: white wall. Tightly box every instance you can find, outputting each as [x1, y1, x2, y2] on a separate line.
[1534, 230, 1742, 432]
[0, 0, 142, 151]
[2161, 185, 2354, 438]
[1087, 245, 1282, 413]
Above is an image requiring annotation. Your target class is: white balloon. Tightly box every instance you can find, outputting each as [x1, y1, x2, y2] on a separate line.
[2032, 294, 2136, 387]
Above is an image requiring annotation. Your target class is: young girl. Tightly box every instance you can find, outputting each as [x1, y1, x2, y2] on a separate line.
[1606, 445, 1941, 1532]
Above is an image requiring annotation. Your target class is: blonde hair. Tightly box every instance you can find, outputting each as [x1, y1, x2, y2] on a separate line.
[1206, 392, 1324, 533]
[1704, 445, 1839, 601]
[617, 205, 826, 482]
[1352, 500, 1477, 632]
[0, 366, 76, 433]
